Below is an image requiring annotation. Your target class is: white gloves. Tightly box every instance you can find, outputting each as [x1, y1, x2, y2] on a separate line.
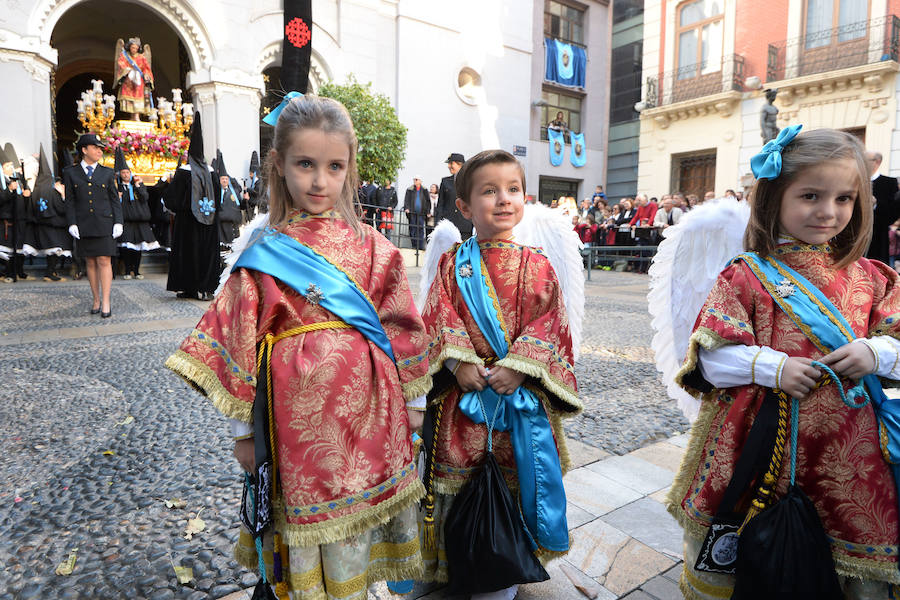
[68, 225, 80, 239]
[112, 223, 123, 238]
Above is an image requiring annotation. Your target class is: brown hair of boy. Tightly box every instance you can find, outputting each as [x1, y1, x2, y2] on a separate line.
[262, 94, 362, 237]
[454, 149, 526, 205]
[744, 128, 872, 268]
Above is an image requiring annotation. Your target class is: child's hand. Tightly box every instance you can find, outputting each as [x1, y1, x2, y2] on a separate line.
[487, 366, 526, 396]
[456, 362, 488, 392]
[779, 357, 822, 399]
[407, 408, 424, 431]
[820, 342, 876, 379]
[234, 438, 255, 473]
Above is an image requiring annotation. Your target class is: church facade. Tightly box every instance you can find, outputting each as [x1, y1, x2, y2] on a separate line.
[0, 0, 611, 202]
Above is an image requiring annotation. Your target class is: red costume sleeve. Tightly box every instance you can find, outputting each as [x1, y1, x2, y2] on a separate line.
[165, 269, 262, 422]
[494, 249, 580, 413]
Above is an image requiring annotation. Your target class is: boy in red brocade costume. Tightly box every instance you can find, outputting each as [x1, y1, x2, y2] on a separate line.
[418, 150, 581, 598]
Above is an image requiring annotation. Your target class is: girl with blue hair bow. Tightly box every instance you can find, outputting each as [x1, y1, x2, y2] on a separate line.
[668, 126, 900, 598]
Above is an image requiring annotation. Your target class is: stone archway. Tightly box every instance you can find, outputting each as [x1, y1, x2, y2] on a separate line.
[31, 0, 213, 70]
[46, 0, 199, 155]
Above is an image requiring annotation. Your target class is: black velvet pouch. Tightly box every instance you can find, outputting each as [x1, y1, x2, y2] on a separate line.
[444, 451, 549, 595]
[732, 484, 842, 600]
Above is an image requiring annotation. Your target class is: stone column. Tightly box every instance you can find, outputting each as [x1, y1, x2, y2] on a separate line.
[187, 69, 264, 177]
[0, 42, 56, 159]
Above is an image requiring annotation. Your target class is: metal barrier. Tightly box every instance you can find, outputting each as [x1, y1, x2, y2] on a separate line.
[358, 202, 425, 266]
[582, 244, 659, 280]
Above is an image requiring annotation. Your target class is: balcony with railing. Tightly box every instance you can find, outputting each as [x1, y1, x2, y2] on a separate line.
[644, 54, 744, 109]
[767, 16, 900, 82]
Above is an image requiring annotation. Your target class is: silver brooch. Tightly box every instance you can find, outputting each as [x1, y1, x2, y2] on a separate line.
[458, 264, 474, 278]
[774, 278, 795, 298]
[305, 283, 325, 305]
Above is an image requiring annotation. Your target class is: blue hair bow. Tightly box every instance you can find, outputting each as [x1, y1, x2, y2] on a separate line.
[262, 91, 304, 126]
[750, 123, 803, 180]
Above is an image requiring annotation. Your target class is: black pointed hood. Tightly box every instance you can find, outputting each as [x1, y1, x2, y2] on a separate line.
[4, 143, 19, 166]
[188, 112, 204, 163]
[215, 149, 229, 179]
[35, 145, 52, 189]
[249, 150, 260, 173]
[0, 145, 9, 166]
[114, 146, 130, 172]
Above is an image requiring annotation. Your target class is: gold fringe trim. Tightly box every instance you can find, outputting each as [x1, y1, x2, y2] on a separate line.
[681, 566, 733, 600]
[833, 551, 900, 584]
[427, 343, 484, 377]
[494, 353, 582, 413]
[401, 373, 432, 401]
[549, 410, 572, 475]
[665, 399, 722, 541]
[673, 328, 731, 396]
[280, 479, 425, 547]
[165, 350, 252, 422]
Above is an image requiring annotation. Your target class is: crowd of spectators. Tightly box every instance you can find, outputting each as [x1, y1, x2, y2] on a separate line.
[570, 186, 745, 272]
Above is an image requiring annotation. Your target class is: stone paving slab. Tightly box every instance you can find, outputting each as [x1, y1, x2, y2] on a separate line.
[584, 455, 675, 496]
[600, 497, 683, 560]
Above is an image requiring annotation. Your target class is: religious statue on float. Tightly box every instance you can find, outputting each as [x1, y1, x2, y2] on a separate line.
[114, 37, 154, 121]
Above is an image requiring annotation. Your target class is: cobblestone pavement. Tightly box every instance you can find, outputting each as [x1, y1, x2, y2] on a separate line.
[0, 267, 689, 599]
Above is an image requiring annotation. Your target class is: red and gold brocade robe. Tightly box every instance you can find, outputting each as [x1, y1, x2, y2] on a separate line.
[166, 212, 431, 548]
[669, 243, 900, 583]
[421, 240, 581, 496]
[115, 50, 153, 114]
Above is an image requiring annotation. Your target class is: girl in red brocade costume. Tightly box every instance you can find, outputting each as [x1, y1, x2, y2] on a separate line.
[419, 150, 581, 599]
[668, 128, 900, 599]
[166, 95, 430, 599]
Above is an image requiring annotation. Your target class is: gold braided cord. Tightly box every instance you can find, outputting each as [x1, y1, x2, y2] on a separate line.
[422, 398, 445, 550]
[738, 390, 789, 533]
[272, 321, 352, 342]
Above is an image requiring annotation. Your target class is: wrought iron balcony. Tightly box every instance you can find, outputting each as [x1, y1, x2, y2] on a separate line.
[767, 15, 900, 82]
[644, 54, 744, 108]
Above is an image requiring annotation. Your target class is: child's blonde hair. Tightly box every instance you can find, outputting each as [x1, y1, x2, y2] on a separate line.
[263, 94, 362, 237]
[744, 128, 872, 268]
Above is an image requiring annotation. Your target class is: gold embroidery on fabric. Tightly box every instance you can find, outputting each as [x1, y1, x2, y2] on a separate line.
[285, 461, 417, 517]
[401, 374, 432, 400]
[427, 344, 484, 378]
[291, 563, 326, 591]
[514, 335, 575, 373]
[188, 329, 256, 384]
[323, 571, 368, 597]
[165, 351, 252, 421]
[280, 478, 425, 547]
[494, 353, 581, 412]
[479, 259, 512, 349]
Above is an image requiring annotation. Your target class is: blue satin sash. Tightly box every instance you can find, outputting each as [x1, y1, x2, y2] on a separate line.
[454, 236, 569, 552]
[736, 252, 900, 510]
[233, 227, 395, 362]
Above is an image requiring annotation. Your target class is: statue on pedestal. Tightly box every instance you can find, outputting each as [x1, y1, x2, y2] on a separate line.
[114, 37, 154, 121]
[760, 89, 779, 143]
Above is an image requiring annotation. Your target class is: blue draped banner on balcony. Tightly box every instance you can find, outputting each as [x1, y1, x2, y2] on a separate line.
[544, 38, 586, 88]
[569, 131, 585, 167]
[548, 128, 565, 166]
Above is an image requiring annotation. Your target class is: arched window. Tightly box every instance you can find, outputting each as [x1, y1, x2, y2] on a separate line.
[675, 0, 724, 80]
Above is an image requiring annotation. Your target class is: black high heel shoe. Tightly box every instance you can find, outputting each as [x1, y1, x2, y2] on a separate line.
[101, 310, 112, 318]
[90, 307, 101, 315]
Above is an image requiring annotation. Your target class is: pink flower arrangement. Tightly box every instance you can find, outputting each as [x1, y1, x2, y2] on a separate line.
[101, 128, 190, 159]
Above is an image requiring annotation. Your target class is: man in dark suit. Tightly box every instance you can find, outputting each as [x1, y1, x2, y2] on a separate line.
[435, 152, 472, 239]
[64, 133, 123, 317]
[865, 150, 900, 264]
[404, 176, 429, 250]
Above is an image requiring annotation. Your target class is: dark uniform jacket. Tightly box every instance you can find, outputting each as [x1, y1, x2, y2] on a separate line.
[64, 163, 123, 237]
[404, 185, 430, 216]
[436, 174, 472, 238]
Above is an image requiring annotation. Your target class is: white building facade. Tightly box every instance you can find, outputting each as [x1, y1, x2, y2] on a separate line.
[1, 0, 609, 200]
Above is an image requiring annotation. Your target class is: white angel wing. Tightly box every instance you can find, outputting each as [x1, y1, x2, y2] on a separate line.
[647, 197, 751, 422]
[513, 203, 585, 362]
[214, 212, 270, 297]
[416, 219, 462, 312]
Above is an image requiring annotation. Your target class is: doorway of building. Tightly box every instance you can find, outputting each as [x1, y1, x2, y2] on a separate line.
[51, 0, 190, 168]
[539, 176, 581, 206]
